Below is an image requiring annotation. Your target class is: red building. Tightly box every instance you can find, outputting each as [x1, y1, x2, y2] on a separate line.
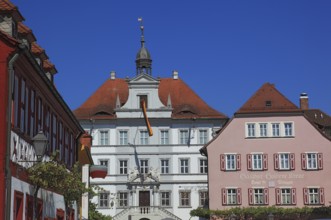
[0, 1, 91, 219]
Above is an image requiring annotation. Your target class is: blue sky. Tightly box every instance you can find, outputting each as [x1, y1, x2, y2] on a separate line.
[11, 0, 331, 116]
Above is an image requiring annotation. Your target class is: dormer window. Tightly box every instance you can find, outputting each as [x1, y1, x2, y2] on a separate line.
[139, 95, 148, 109]
[265, 100, 272, 107]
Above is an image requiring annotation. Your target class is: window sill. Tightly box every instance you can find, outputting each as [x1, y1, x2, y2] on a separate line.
[178, 206, 192, 208]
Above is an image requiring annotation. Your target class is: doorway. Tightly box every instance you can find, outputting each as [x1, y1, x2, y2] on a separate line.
[139, 191, 150, 206]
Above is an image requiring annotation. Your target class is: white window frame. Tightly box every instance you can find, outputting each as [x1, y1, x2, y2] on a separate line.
[259, 123, 268, 137]
[179, 158, 189, 174]
[118, 191, 128, 208]
[179, 130, 189, 144]
[160, 130, 169, 145]
[98, 191, 109, 208]
[160, 159, 170, 174]
[226, 154, 236, 171]
[119, 130, 128, 145]
[308, 188, 320, 204]
[281, 188, 292, 205]
[199, 158, 208, 174]
[252, 154, 263, 170]
[227, 188, 238, 205]
[199, 190, 208, 207]
[160, 191, 171, 207]
[119, 159, 128, 174]
[284, 122, 293, 136]
[253, 188, 264, 205]
[279, 153, 290, 170]
[99, 130, 109, 145]
[179, 191, 191, 207]
[272, 123, 280, 137]
[140, 130, 149, 145]
[140, 159, 149, 174]
[247, 123, 255, 137]
[307, 153, 318, 170]
[198, 129, 208, 144]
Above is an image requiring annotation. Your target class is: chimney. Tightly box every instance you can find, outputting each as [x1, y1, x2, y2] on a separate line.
[300, 93, 309, 110]
[110, 71, 116, 80]
[172, 70, 179, 80]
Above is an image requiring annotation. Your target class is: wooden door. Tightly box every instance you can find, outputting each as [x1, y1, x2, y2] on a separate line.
[139, 191, 150, 206]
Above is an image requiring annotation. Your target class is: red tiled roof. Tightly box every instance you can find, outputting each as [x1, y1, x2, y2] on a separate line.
[18, 22, 36, 42]
[235, 83, 300, 114]
[304, 109, 331, 127]
[43, 59, 57, 74]
[74, 77, 227, 120]
[0, 0, 24, 21]
[31, 42, 48, 60]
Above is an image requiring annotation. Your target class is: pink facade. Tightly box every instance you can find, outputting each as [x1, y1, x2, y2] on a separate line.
[204, 83, 331, 210]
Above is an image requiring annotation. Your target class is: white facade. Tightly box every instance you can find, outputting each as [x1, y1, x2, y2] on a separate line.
[79, 74, 226, 220]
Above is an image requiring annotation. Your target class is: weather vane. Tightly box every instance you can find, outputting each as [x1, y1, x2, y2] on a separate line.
[138, 17, 144, 37]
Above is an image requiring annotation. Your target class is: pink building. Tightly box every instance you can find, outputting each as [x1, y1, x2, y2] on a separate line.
[201, 83, 331, 210]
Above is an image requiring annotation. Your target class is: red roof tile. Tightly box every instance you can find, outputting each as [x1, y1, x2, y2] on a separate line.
[74, 77, 227, 120]
[236, 83, 300, 114]
[31, 42, 48, 60]
[42, 59, 57, 74]
[0, 0, 24, 21]
[18, 22, 36, 42]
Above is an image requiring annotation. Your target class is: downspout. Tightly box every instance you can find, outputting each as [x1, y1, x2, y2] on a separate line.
[5, 52, 20, 220]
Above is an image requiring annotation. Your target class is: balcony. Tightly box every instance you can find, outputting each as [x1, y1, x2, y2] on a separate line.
[113, 206, 182, 220]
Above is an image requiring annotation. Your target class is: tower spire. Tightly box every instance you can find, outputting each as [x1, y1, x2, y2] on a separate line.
[136, 17, 152, 75]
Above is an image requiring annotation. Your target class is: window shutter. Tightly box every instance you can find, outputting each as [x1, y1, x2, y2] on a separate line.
[221, 188, 227, 205]
[290, 153, 295, 170]
[274, 153, 279, 170]
[248, 188, 254, 205]
[264, 188, 269, 205]
[291, 188, 296, 205]
[237, 188, 242, 205]
[303, 188, 309, 205]
[247, 154, 252, 170]
[236, 154, 241, 171]
[275, 188, 281, 205]
[318, 153, 323, 170]
[301, 153, 307, 170]
[220, 154, 225, 171]
[319, 188, 325, 204]
[263, 154, 268, 170]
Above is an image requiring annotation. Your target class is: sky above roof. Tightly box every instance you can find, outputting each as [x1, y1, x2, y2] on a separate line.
[11, 0, 331, 116]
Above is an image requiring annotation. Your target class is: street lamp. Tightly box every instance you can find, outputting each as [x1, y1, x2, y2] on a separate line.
[32, 131, 48, 162]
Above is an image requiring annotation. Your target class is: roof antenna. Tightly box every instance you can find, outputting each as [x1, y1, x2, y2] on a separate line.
[138, 17, 145, 48]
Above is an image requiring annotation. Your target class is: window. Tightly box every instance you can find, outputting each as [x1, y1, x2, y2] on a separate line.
[247, 154, 268, 171]
[140, 130, 149, 145]
[276, 188, 296, 205]
[180, 159, 189, 174]
[199, 159, 208, 174]
[160, 130, 169, 145]
[284, 123, 293, 136]
[272, 123, 280, 136]
[199, 191, 208, 207]
[199, 129, 208, 144]
[248, 188, 268, 205]
[274, 153, 295, 170]
[118, 192, 128, 207]
[119, 160, 128, 174]
[179, 191, 191, 207]
[139, 95, 148, 108]
[179, 130, 189, 144]
[119, 130, 128, 145]
[98, 192, 109, 208]
[247, 123, 255, 137]
[222, 188, 241, 205]
[100, 130, 109, 145]
[161, 159, 169, 174]
[220, 154, 241, 171]
[259, 123, 267, 137]
[99, 159, 109, 174]
[302, 153, 323, 170]
[304, 188, 324, 205]
[140, 159, 149, 174]
[160, 191, 171, 206]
